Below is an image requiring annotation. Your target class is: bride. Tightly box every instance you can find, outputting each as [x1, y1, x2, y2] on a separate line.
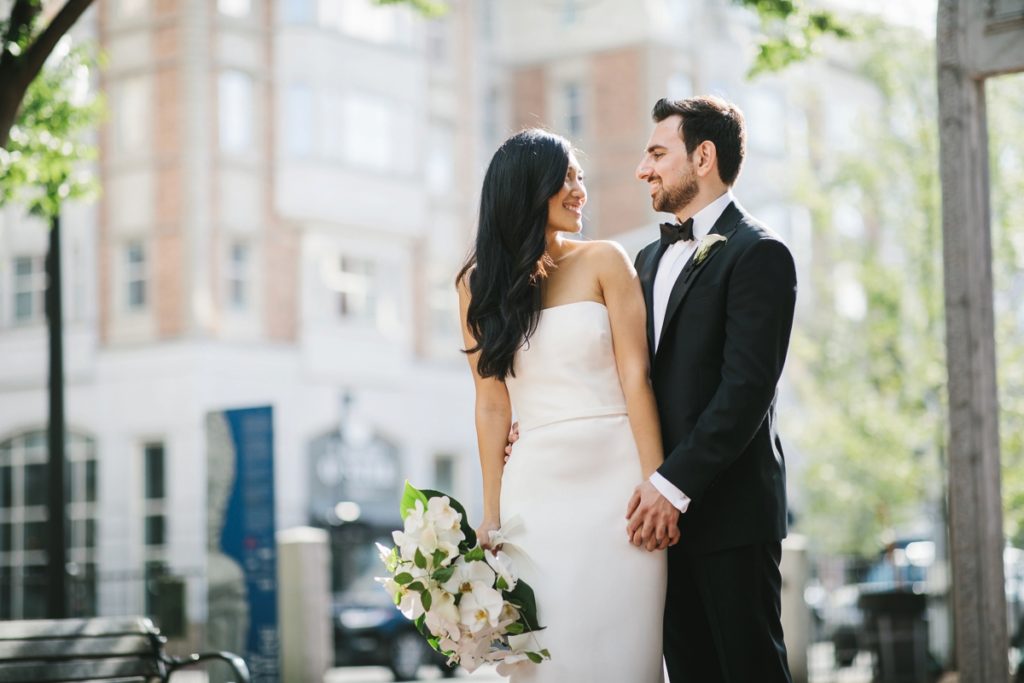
[456, 129, 669, 682]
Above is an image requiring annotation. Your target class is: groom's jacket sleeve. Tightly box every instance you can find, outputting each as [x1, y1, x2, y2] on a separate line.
[657, 236, 797, 504]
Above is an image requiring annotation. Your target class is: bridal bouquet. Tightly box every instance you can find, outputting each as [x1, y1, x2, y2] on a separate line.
[376, 482, 550, 673]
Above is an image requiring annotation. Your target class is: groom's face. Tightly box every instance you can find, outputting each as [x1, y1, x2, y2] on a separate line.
[636, 115, 699, 216]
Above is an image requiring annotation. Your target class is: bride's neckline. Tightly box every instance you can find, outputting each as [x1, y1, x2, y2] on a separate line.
[539, 299, 606, 313]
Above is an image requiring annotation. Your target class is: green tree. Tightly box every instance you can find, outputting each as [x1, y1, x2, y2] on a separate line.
[790, 22, 946, 556]
[736, 0, 853, 76]
[0, 0, 95, 150]
[790, 23, 1024, 557]
[988, 73, 1024, 549]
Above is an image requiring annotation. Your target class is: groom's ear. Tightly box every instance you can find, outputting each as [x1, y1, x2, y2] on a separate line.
[693, 140, 718, 178]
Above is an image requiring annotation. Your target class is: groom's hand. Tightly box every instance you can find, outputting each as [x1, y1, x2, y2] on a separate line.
[503, 421, 519, 463]
[626, 481, 681, 551]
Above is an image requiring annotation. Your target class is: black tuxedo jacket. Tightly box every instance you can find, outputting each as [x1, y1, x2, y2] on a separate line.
[635, 201, 797, 555]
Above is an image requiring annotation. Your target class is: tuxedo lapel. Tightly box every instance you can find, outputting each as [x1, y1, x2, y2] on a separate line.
[639, 241, 668, 356]
[656, 202, 742, 356]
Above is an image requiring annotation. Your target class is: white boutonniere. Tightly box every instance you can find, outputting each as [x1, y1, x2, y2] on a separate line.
[694, 234, 728, 265]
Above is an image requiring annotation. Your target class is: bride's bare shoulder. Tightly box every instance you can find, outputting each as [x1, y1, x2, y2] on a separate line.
[577, 240, 635, 274]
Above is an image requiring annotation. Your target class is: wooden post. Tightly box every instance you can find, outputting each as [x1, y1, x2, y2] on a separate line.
[936, 0, 1024, 677]
[45, 213, 68, 619]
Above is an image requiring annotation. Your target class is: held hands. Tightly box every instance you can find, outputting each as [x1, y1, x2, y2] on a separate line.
[626, 480, 681, 552]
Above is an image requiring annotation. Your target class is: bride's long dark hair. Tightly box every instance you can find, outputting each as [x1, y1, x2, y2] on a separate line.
[456, 129, 572, 381]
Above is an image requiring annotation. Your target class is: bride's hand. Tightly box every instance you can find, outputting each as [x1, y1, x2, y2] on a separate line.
[476, 518, 502, 551]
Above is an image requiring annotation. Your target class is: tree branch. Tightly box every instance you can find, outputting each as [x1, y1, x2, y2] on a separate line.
[16, 0, 94, 91]
[0, 0, 41, 73]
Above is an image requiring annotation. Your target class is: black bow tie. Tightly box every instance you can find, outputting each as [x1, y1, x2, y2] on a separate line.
[659, 218, 695, 247]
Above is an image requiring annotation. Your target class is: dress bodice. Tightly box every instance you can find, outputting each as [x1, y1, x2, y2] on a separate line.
[504, 301, 627, 432]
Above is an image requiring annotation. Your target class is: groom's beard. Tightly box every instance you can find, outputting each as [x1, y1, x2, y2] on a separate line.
[653, 172, 699, 215]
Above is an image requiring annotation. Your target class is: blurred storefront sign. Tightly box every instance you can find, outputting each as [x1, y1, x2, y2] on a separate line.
[206, 407, 279, 683]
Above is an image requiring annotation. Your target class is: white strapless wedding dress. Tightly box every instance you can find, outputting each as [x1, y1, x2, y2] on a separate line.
[498, 301, 666, 683]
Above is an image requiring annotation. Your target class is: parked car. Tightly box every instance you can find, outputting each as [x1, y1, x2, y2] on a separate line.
[822, 537, 1024, 671]
[333, 564, 457, 681]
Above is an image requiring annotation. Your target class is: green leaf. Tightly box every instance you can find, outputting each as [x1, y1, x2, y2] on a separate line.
[432, 565, 456, 583]
[421, 588, 432, 611]
[394, 572, 413, 585]
[407, 581, 425, 593]
[506, 622, 524, 634]
[464, 546, 485, 562]
[414, 547, 428, 569]
[400, 481, 429, 520]
[507, 580, 544, 631]
[432, 548, 448, 567]
[526, 652, 543, 664]
[496, 575, 508, 591]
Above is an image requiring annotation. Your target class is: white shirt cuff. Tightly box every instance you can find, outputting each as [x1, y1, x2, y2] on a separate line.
[649, 472, 691, 514]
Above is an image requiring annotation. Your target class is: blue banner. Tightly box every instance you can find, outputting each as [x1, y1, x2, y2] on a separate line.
[207, 406, 279, 682]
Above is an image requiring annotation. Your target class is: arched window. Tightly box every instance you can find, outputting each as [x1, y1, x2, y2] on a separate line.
[0, 430, 98, 619]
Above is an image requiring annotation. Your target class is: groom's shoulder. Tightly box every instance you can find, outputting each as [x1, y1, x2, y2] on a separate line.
[732, 208, 790, 251]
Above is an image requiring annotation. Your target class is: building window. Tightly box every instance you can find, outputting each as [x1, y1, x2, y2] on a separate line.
[218, 0, 251, 17]
[125, 242, 147, 312]
[281, 0, 315, 24]
[0, 431, 98, 620]
[113, 77, 149, 155]
[321, 90, 346, 160]
[343, 94, 394, 171]
[563, 82, 583, 138]
[434, 454, 456, 494]
[219, 70, 255, 154]
[746, 89, 787, 156]
[115, 0, 147, 18]
[226, 242, 251, 311]
[425, 125, 455, 195]
[284, 83, 313, 157]
[142, 443, 167, 615]
[144, 443, 165, 501]
[667, 71, 694, 100]
[562, 0, 579, 26]
[332, 0, 413, 45]
[12, 256, 45, 325]
[337, 256, 376, 323]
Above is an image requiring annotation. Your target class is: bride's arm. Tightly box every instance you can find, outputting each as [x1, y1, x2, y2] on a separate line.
[595, 242, 664, 479]
[458, 277, 511, 548]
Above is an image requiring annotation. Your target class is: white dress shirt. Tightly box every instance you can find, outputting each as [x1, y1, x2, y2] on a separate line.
[648, 190, 735, 513]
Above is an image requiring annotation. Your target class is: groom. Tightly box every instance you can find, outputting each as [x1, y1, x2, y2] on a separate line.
[626, 96, 796, 682]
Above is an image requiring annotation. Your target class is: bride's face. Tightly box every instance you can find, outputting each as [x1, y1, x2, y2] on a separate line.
[546, 153, 587, 234]
[636, 115, 699, 215]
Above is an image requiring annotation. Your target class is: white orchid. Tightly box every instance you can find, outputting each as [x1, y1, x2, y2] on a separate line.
[425, 496, 465, 563]
[423, 586, 461, 641]
[458, 583, 506, 633]
[485, 550, 519, 591]
[495, 651, 533, 676]
[391, 497, 465, 567]
[441, 556, 497, 596]
[397, 586, 425, 620]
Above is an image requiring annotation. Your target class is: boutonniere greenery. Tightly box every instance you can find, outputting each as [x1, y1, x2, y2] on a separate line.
[694, 234, 728, 265]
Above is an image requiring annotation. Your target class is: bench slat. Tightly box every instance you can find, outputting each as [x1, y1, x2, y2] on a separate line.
[0, 657, 160, 682]
[0, 635, 156, 661]
[0, 618, 156, 641]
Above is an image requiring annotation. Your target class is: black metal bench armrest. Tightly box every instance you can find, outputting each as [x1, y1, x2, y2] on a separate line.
[165, 651, 251, 683]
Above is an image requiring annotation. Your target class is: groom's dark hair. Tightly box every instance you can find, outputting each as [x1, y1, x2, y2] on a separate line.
[652, 96, 746, 185]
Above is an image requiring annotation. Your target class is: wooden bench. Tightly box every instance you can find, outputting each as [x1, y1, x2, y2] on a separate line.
[0, 617, 251, 683]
